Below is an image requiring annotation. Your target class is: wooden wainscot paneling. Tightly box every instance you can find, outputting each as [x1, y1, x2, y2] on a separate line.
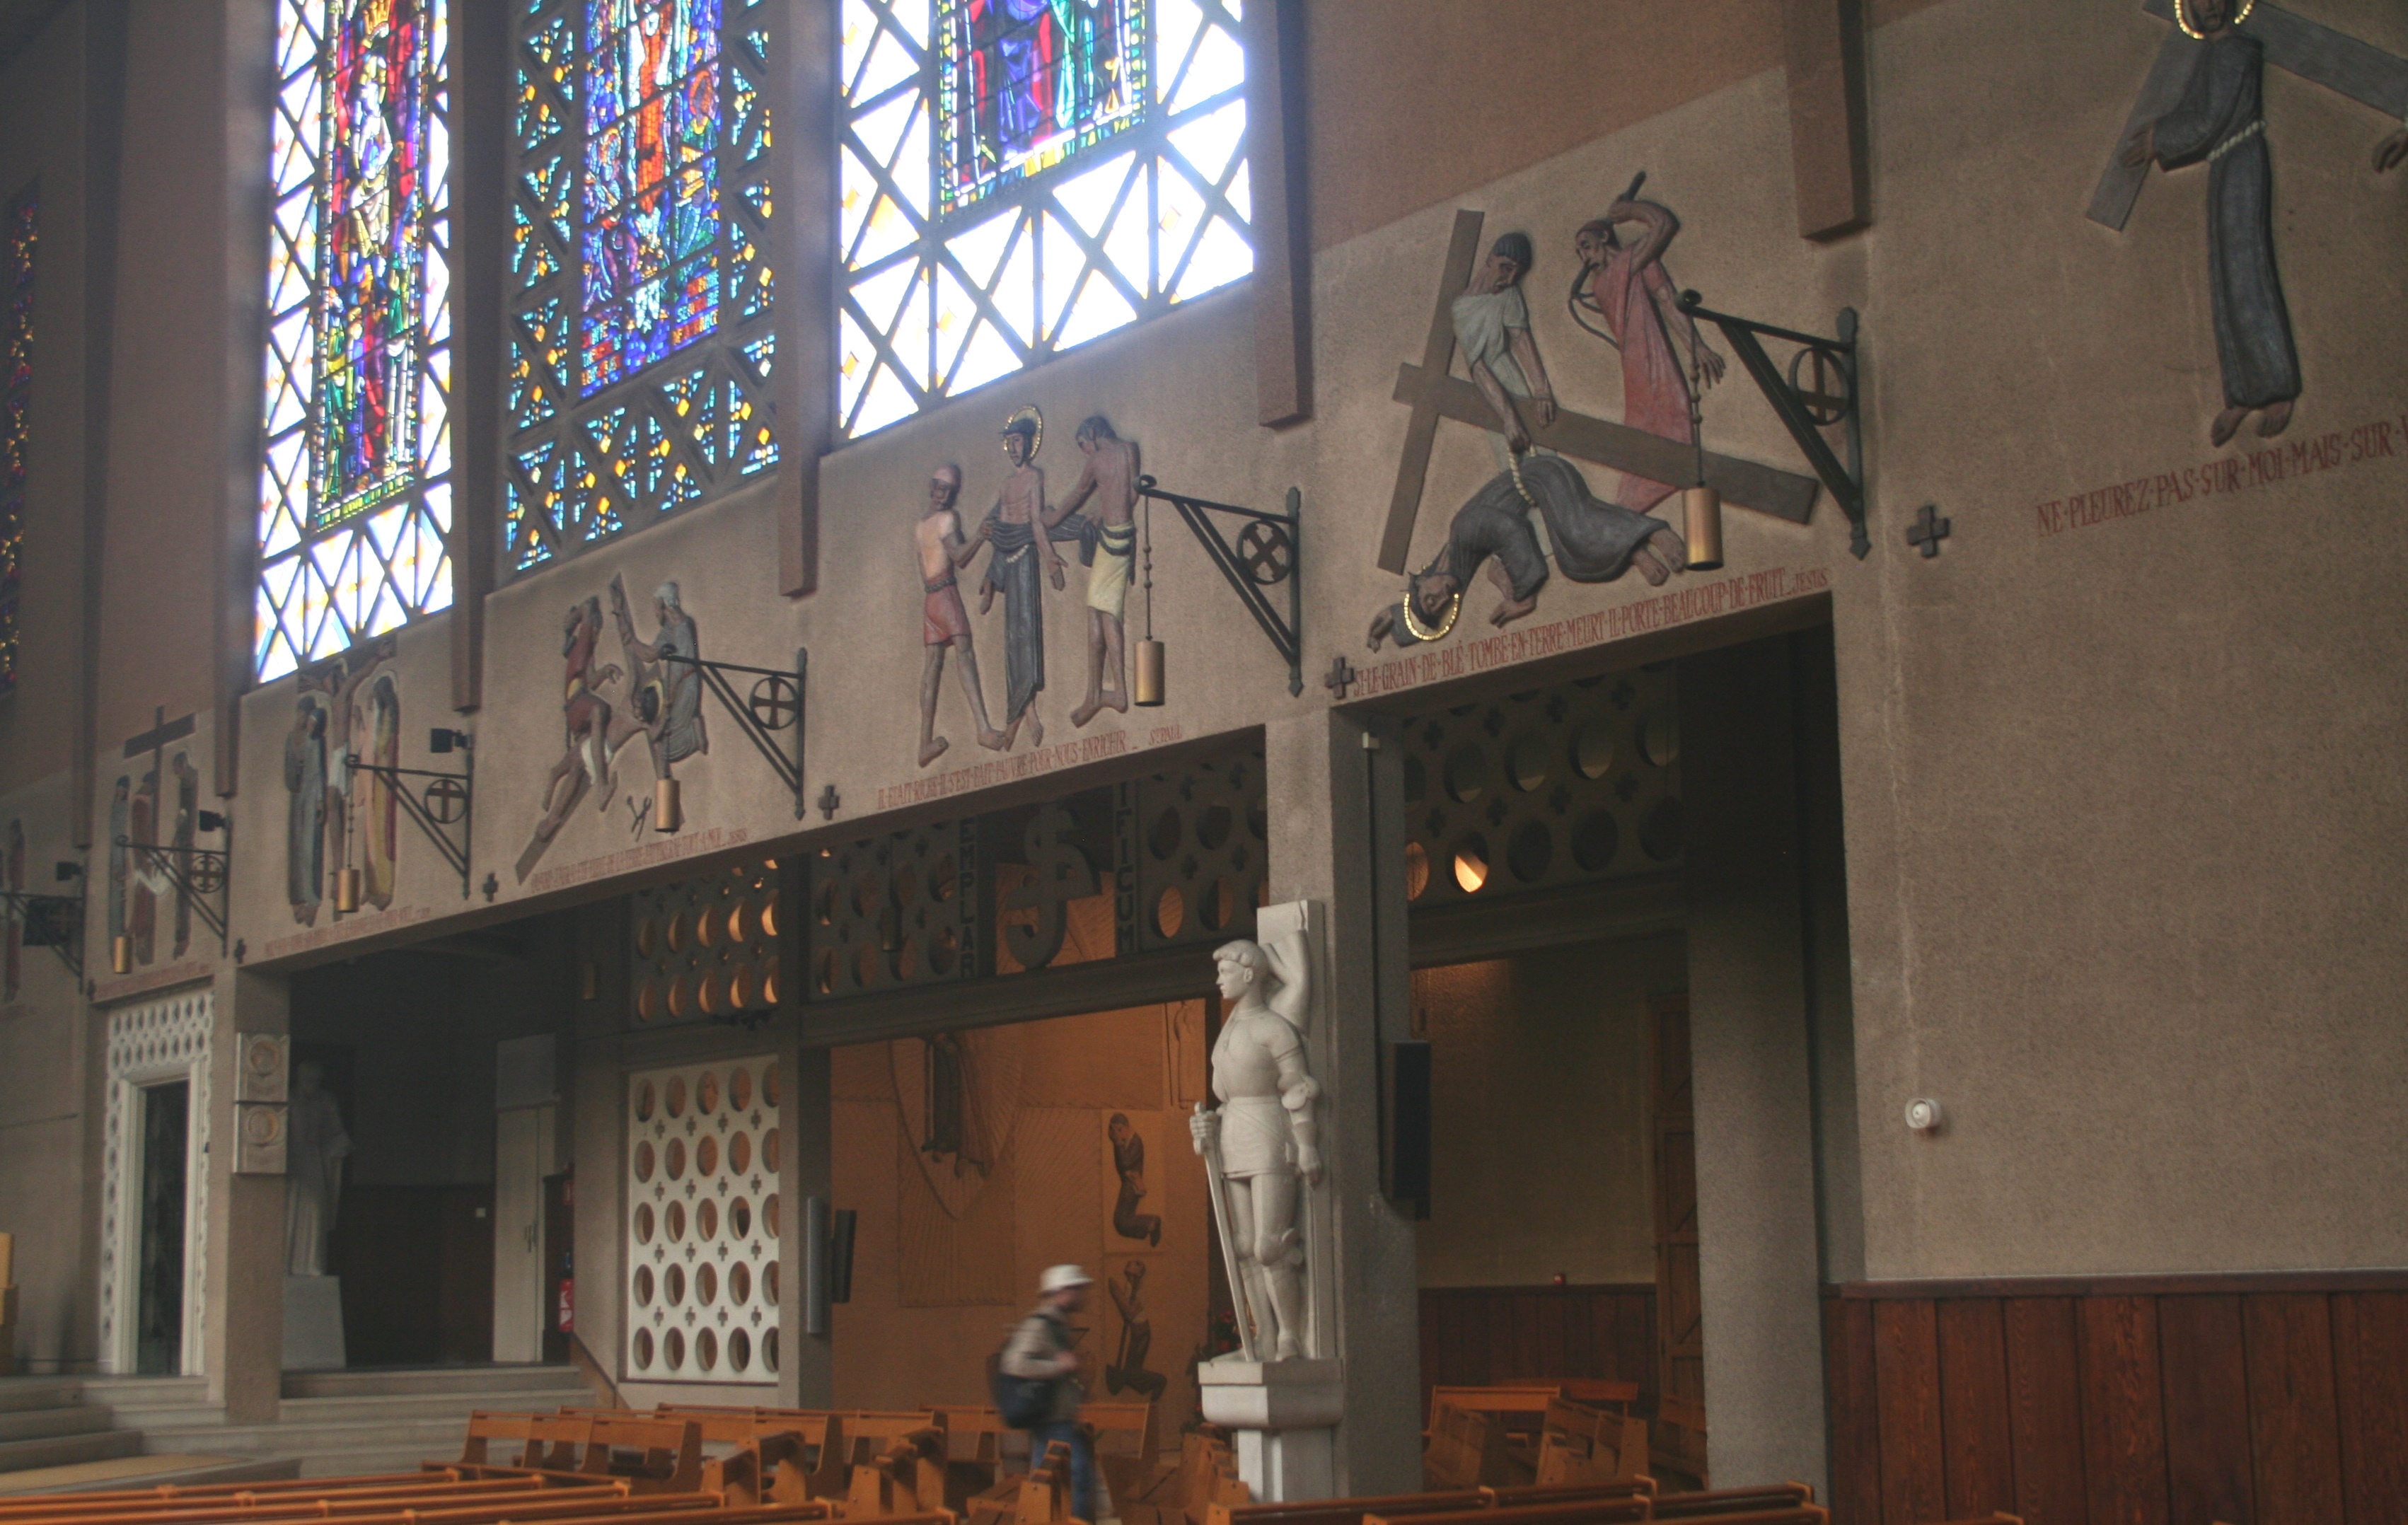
[1822, 1271, 2408, 1525]
[1418, 1285, 1657, 1420]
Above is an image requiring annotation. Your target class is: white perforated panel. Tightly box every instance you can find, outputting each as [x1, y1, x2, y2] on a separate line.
[625, 1056, 784, 1382]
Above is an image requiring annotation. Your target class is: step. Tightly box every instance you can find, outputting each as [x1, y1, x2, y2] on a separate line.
[0, 1382, 83, 1415]
[0, 1406, 115, 1444]
[281, 1366, 586, 1401]
[272, 1388, 594, 1425]
[93, 1398, 224, 1432]
[0, 1454, 301, 1496]
[139, 1413, 483, 1459]
[76, 1375, 208, 1406]
[0, 1429, 145, 1474]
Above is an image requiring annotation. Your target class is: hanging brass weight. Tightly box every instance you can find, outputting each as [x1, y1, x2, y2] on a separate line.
[1134, 638, 1166, 707]
[654, 776, 683, 833]
[111, 934, 132, 975]
[1683, 484, 1725, 572]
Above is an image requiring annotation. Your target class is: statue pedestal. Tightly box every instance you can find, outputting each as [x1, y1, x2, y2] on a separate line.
[282, 1275, 347, 1370]
[1197, 1357, 1345, 1501]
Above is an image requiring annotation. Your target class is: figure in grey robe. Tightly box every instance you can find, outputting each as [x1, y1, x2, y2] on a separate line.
[284, 1060, 352, 1276]
[2126, 15, 2298, 446]
[1365, 457, 1687, 651]
[284, 700, 327, 924]
[983, 511, 1046, 729]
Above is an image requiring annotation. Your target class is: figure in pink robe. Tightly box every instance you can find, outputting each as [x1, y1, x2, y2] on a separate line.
[1572, 196, 1725, 514]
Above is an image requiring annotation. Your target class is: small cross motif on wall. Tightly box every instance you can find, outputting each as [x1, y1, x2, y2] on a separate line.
[816, 783, 843, 821]
[1907, 504, 1951, 559]
[1324, 655, 1355, 701]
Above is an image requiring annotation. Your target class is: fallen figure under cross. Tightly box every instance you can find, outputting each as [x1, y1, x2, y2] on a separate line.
[1366, 455, 1688, 653]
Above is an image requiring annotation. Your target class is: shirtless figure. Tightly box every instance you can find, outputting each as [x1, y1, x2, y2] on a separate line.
[1043, 415, 1140, 728]
[915, 464, 1006, 767]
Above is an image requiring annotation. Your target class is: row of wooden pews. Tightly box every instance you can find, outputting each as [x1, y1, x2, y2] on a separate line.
[1423, 1384, 1650, 1493]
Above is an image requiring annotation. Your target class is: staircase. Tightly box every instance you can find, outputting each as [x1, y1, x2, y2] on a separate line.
[124, 1365, 593, 1478]
[0, 1364, 590, 1491]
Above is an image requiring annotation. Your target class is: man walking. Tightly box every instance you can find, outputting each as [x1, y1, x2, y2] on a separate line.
[1000, 1264, 1096, 1523]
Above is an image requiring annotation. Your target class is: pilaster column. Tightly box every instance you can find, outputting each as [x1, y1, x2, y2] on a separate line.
[207, 966, 285, 1424]
[1260, 710, 1420, 1497]
[1681, 638, 1829, 1494]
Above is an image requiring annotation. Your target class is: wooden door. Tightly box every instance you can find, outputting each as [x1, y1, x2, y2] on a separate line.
[1649, 994, 1708, 1489]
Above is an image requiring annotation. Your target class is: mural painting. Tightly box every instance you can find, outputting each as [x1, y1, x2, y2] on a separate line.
[517, 574, 710, 881]
[2103, 0, 2407, 446]
[1104, 1256, 1167, 1399]
[1043, 415, 1141, 730]
[1107, 1111, 1163, 1248]
[1372, 196, 1764, 654]
[915, 463, 1005, 767]
[283, 638, 397, 923]
[973, 407, 1065, 752]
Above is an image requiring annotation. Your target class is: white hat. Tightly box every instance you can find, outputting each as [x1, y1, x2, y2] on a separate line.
[1040, 1264, 1094, 1294]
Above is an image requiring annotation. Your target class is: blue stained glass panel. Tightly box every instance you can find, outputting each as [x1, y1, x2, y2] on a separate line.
[313, 0, 441, 527]
[579, 0, 723, 394]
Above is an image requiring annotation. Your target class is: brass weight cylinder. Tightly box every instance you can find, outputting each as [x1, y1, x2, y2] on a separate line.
[1135, 639, 1166, 707]
[1683, 485, 1725, 571]
[654, 777, 683, 833]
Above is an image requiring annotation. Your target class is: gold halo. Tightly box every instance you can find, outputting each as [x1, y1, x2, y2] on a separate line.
[1401, 586, 1461, 643]
[1000, 405, 1043, 460]
[2173, 0, 2252, 39]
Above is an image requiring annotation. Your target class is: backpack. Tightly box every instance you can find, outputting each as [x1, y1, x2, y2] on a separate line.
[989, 1332, 1058, 1428]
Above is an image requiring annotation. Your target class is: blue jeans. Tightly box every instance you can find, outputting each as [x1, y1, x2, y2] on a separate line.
[1030, 1420, 1096, 1523]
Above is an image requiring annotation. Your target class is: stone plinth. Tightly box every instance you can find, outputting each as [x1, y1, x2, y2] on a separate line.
[1197, 1357, 1345, 1500]
[282, 1275, 346, 1371]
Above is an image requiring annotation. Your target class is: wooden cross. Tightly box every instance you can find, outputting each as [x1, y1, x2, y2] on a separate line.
[122, 706, 195, 762]
[2089, 0, 2408, 230]
[817, 782, 843, 821]
[1379, 209, 1826, 574]
[1906, 504, 1950, 558]
[1323, 655, 1355, 701]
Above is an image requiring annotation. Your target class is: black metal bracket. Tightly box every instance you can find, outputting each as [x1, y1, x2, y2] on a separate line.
[1677, 294, 1870, 560]
[344, 743, 475, 900]
[115, 837, 230, 954]
[661, 648, 809, 818]
[0, 890, 85, 978]
[1137, 477, 1303, 696]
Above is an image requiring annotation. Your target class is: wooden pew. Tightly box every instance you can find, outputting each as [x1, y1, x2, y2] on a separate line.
[1118, 1431, 1245, 1525]
[1204, 1488, 1486, 1525]
[1424, 1404, 1512, 1490]
[840, 1414, 949, 1518]
[0, 1480, 605, 1525]
[1530, 1401, 1648, 1488]
[0, 1476, 560, 1519]
[1645, 1483, 1816, 1518]
[929, 1405, 1018, 1507]
[1012, 1439, 1082, 1525]
[1362, 1500, 1651, 1525]
[1480, 1483, 1653, 1508]
[1650, 1398, 1710, 1493]
[1080, 1400, 1156, 1521]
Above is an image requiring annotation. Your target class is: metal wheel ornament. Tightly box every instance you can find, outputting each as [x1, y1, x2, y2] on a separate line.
[1237, 521, 1293, 586]
[186, 852, 228, 897]
[1785, 345, 1853, 427]
[748, 674, 800, 731]
[424, 775, 469, 825]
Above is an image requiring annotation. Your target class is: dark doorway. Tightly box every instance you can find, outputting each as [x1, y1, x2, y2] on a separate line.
[135, 1079, 190, 1375]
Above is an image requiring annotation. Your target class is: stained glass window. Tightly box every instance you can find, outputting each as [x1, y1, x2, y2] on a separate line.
[257, 0, 452, 683]
[505, 0, 777, 576]
[1, 182, 34, 699]
[839, 0, 1250, 437]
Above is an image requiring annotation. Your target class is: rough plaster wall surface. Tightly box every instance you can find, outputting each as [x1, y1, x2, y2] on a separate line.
[1413, 940, 1674, 1289]
[1839, 0, 2408, 1280]
[0, 4, 90, 792]
[94, 0, 225, 750]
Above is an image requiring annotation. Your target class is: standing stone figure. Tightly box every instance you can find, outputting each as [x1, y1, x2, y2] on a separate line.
[1453, 231, 1558, 461]
[285, 1061, 354, 1277]
[1190, 932, 1321, 1361]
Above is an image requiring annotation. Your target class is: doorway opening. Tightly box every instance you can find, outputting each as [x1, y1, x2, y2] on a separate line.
[1400, 627, 1857, 1495]
[134, 1079, 190, 1376]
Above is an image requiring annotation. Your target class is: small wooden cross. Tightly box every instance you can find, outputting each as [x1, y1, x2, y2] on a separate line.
[1324, 655, 1355, 702]
[1380, 210, 1824, 574]
[123, 706, 195, 762]
[817, 783, 843, 821]
[1906, 504, 1951, 558]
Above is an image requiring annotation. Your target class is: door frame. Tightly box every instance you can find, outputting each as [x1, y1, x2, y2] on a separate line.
[102, 990, 212, 1375]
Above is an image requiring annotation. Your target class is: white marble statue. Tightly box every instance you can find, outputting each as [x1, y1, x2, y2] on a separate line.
[1190, 930, 1321, 1361]
[284, 1061, 353, 1276]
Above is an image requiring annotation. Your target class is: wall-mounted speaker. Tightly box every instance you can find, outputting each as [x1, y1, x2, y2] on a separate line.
[1382, 1039, 1432, 1219]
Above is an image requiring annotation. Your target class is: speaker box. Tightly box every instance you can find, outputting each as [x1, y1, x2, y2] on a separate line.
[1382, 1039, 1432, 1218]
